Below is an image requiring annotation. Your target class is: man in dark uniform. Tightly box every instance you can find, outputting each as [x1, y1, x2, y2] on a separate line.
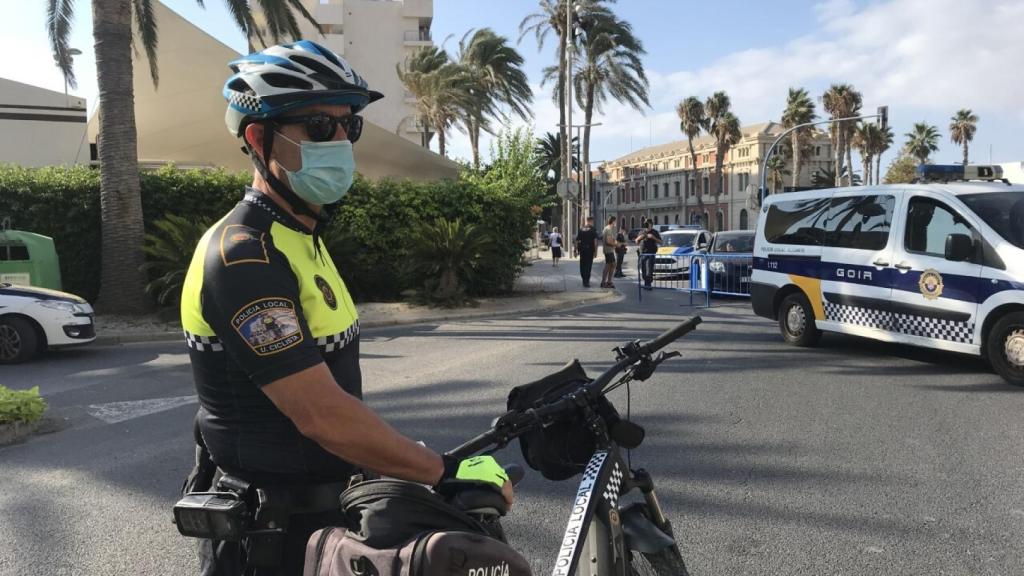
[636, 219, 662, 290]
[575, 216, 598, 287]
[180, 41, 510, 575]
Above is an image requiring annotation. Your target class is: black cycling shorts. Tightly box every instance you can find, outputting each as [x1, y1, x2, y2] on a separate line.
[604, 252, 615, 264]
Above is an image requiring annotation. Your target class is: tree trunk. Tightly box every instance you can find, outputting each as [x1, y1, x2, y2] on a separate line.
[713, 151, 724, 233]
[437, 123, 446, 156]
[92, 0, 148, 314]
[557, 31, 567, 187]
[690, 142, 705, 223]
[469, 118, 480, 169]
[962, 142, 969, 167]
[582, 83, 595, 220]
[875, 153, 881, 186]
[832, 125, 841, 187]
[845, 127, 855, 185]
[790, 130, 801, 189]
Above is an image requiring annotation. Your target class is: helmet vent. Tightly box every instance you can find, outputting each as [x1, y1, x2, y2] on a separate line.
[227, 77, 254, 95]
[261, 73, 314, 90]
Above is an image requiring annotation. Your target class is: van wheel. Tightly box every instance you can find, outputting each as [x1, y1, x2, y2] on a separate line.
[778, 293, 821, 347]
[0, 316, 40, 364]
[987, 312, 1024, 386]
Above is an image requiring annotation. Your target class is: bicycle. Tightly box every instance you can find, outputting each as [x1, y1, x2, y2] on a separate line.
[447, 316, 702, 576]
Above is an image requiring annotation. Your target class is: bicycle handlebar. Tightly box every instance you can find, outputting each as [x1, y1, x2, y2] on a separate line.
[445, 316, 702, 460]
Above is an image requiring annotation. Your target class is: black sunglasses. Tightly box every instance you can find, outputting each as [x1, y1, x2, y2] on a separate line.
[273, 113, 363, 144]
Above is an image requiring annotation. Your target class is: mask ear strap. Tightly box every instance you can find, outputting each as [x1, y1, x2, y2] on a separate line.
[248, 122, 322, 223]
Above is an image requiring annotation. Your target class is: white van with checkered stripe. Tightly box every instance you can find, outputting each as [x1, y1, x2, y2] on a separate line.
[750, 170, 1024, 386]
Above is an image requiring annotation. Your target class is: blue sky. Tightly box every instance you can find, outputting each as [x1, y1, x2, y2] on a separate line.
[5, 0, 1023, 173]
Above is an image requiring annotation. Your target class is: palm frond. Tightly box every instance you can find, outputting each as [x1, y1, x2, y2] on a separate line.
[132, 0, 160, 86]
[46, 0, 77, 90]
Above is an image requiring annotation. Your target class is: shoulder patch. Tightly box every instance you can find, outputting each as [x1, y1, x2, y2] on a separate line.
[220, 224, 269, 266]
[232, 298, 304, 356]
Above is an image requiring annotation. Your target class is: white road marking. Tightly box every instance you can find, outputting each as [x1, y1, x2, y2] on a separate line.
[87, 395, 198, 424]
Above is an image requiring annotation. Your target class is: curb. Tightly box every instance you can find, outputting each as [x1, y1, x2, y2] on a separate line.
[0, 420, 41, 446]
[93, 290, 622, 346]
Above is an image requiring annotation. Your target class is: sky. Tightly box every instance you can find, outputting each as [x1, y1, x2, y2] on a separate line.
[4, 0, 1023, 175]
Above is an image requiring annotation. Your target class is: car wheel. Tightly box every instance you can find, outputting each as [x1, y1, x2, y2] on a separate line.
[778, 292, 821, 347]
[987, 311, 1024, 386]
[0, 316, 40, 364]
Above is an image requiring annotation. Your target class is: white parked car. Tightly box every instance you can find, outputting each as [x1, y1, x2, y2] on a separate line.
[0, 283, 96, 363]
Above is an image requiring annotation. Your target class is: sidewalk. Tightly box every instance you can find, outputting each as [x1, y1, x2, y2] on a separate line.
[93, 251, 623, 345]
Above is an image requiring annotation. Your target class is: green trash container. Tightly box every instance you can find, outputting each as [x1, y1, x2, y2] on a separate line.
[0, 230, 63, 290]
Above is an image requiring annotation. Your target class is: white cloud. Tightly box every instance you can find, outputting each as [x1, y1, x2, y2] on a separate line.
[453, 0, 1024, 167]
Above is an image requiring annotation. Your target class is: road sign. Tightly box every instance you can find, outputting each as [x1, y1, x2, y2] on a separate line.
[556, 180, 579, 200]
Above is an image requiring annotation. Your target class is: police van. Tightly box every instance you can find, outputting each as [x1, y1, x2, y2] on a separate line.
[750, 165, 1024, 386]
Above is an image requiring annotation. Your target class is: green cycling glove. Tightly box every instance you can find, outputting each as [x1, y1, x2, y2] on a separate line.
[436, 455, 509, 491]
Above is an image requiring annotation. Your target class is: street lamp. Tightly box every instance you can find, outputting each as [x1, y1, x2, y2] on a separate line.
[53, 48, 82, 108]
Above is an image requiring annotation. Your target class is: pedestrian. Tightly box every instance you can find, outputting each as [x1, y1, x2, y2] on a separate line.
[575, 216, 598, 288]
[549, 226, 563, 267]
[636, 219, 662, 290]
[179, 40, 511, 575]
[600, 216, 618, 288]
[614, 225, 627, 278]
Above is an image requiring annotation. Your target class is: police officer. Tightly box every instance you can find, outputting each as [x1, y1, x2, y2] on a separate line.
[180, 41, 511, 575]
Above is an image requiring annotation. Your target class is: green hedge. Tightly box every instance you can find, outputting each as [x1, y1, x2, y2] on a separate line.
[0, 164, 531, 303]
[0, 385, 47, 425]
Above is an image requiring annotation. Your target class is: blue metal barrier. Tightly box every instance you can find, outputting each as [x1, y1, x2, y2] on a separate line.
[636, 252, 752, 305]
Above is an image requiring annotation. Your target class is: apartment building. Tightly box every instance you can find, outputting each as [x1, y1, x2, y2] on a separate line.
[594, 122, 832, 232]
[252, 0, 434, 146]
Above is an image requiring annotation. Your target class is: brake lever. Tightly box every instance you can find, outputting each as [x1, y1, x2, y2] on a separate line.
[655, 351, 681, 364]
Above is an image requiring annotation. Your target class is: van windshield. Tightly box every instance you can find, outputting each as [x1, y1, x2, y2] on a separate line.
[960, 192, 1024, 250]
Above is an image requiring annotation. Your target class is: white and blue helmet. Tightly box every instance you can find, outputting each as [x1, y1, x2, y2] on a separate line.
[223, 40, 383, 137]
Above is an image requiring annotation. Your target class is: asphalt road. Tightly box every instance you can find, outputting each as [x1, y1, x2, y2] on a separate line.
[1, 286, 1023, 576]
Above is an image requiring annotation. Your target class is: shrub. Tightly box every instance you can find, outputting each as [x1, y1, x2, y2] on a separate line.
[0, 385, 47, 425]
[0, 164, 533, 305]
[141, 213, 213, 306]
[408, 218, 496, 306]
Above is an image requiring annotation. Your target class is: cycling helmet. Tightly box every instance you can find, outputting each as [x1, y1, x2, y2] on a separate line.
[223, 40, 383, 137]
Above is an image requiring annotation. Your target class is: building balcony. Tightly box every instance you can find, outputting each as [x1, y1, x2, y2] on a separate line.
[403, 29, 432, 45]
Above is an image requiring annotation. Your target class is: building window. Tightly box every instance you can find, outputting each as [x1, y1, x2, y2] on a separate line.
[641, 186, 646, 201]
[739, 209, 748, 230]
[674, 181, 680, 196]
[703, 177, 709, 195]
[631, 216, 636, 229]
[688, 179, 694, 196]
[663, 183, 669, 197]
[674, 214, 680, 224]
[716, 211, 724, 232]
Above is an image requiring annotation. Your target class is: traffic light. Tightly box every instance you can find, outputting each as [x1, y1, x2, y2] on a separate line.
[877, 106, 888, 131]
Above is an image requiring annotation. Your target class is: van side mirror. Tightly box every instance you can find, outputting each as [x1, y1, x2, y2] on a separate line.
[945, 233, 974, 262]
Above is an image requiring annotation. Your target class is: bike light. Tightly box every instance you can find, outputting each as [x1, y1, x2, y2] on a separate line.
[173, 493, 250, 541]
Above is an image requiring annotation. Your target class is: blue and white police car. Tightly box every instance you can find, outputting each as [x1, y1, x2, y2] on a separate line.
[0, 283, 95, 363]
[653, 226, 711, 278]
[751, 165, 1024, 386]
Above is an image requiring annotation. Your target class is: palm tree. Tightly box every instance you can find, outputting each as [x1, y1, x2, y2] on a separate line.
[821, 84, 863, 186]
[812, 166, 861, 187]
[521, 1, 615, 189]
[705, 92, 741, 233]
[676, 96, 707, 218]
[397, 47, 468, 157]
[949, 109, 979, 167]
[874, 125, 894, 185]
[905, 122, 941, 165]
[572, 11, 648, 207]
[455, 29, 532, 169]
[852, 122, 881, 186]
[46, 0, 314, 313]
[765, 152, 791, 195]
[535, 132, 580, 182]
[781, 87, 816, 188]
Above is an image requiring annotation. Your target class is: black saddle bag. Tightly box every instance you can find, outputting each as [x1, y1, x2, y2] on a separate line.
[304, 480, 531, 576]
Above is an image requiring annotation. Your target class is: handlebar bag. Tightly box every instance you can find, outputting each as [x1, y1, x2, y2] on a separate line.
[507, 360, 623, 481]
[304, 526, 532, 576]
